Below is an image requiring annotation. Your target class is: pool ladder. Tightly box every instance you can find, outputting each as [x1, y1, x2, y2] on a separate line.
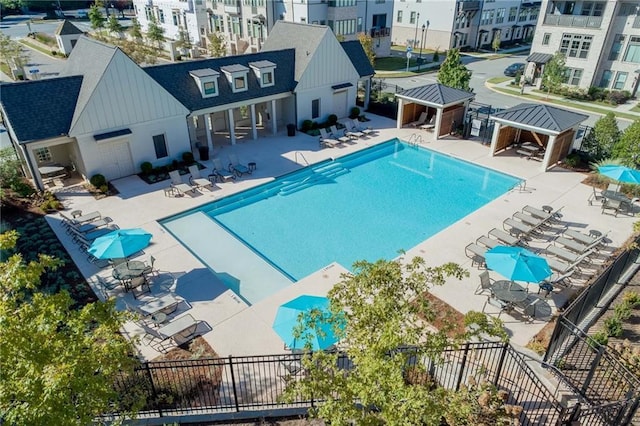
[294, 151, 310, 166]
[407, 133, 423, 147]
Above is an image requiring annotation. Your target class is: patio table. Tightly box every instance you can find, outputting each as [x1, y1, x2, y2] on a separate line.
[38, 165, 65, 176]
[138, 293, 179, 316]
[491, 280, 528, 303]
[112, 260, 146, 281]
[157, 314, 198, 342]
[602, 190, 631, 204]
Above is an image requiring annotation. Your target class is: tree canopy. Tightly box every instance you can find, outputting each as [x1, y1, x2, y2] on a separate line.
[541, 51, 566, 98]
[106, 14, 124, 35]
[281, 257, 511, 425]
[206, 32, 227, 58]
[611, 118, 640, 167]
[581, 112, 620, 162]
[129, 17, 143, 40]
[146, 16, 165, 49]
[437, 48, 472, 91]
[88, 1, 106, 31]
[357, 32, 375, 69]
[0, 230, 138, 425]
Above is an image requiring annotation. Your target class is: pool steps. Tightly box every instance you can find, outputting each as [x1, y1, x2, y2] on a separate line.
[278, 162, 349, 196]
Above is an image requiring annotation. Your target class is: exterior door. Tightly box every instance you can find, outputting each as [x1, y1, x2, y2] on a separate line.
[333, 90, 348, 118]
[98, 139, 135, 180]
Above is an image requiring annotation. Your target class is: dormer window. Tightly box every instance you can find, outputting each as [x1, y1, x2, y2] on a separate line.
[221, 64, 250, 93]
[189, 68, 219, 98]
[249, 60, 276, 88]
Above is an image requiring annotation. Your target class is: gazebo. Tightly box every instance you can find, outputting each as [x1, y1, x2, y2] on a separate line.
[395, 83, 475, 140]
[488, 103, 589, 171]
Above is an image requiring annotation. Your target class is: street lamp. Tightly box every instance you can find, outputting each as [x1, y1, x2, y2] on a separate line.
[418, 20, 429, 71]
[413, 12, 420, 51]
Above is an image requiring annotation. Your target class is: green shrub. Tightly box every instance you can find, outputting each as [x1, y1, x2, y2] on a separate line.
[614, 302, 633, 321]
[591, 331, 609, 347]
[433, 50, 439, 62]
[140, 162, 153, 174]
[89, 174, 106, 188]
[301, 120, 313, 132]
[604, 316, 624, 338]
[182, 152, 194, 164]
[349, 107, 361, 120]
[51, 50, 57, 56]
[622, 291, 640, 308]
[606, 90, 631, 105]
[327, 114, 338, 125]
[99, 185, 108, 194]
[564, 153, 580, 168]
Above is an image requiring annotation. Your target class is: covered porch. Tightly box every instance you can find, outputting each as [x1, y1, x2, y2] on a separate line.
[17, 136, 84, 191]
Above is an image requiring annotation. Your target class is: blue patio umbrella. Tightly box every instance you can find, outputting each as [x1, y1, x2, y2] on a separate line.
[598, 165, 640, 185]
[272, 295, 342, 351]
[485, 246, 552, 283]
[88, 228, 152, 260]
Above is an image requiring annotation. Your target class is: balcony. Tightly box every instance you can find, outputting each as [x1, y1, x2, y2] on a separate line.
[370, 27, 390, 38]
[457, 1, 480, 12]
[224, 0, 241, 15]
[543, 14, 602, 28]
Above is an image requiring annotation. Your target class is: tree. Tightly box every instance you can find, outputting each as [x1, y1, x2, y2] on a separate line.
[106, 14, 124, 36]
[117, 38, 157, 65]
[611, 118, 640, 168]
[206, 32, 226, 58]
[175, 27, 192, 53]
[437, 48, 472, 91]
[541, 51, 566, 99]
[282, 257, 511, 425]
[0, 33, 27, 78]
[581, 112, 620, 161]
[146, 16, 165, 49]
[0, 230, 139, 425]
[492, 31, 501, 54]
[129, 17, 143, 41]
[88, 0, 106, 31]
[357, 32, 375, 69]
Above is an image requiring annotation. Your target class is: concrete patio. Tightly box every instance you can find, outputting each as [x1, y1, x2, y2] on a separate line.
[47, 113, 638, 360]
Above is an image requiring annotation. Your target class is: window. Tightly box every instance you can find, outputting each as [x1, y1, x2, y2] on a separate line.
[610, 34, 625, 61]
[508, 7, 517, 22]
[357, 17, 362, 32]
[262, 72, 272, 85]
[559, 34, 592, 58]
[542, 33, 551, 45]
[518, 8, 528, 22]
[410, 12, 417, 24]
[624, 36, 640, 63]
[396, 10, 402, 22]
[581, 1, 605, 16]
[564, 68, 583, 85]
[234, 76, 245, 90]
[145, 6, 152, 20]
[599, 70, 613, 88]
[158, 9, 164, 23]
[204, 81, 216, 95]
[172, 10, 179, 26]
[311, 99, 320, 119]
[529, 7, 539, 21]
[619, 3, 639, 16]
[613, 71, 628, 89]
[496, 8, 505, 23]
[153, 134, 168, 159]
[333, 19, 356, 35]
[34, 147, 52, 162]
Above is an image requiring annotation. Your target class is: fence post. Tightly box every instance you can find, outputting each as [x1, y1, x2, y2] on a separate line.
[621, 394, 640, 425]
[228, 355, 240, 412]
[581, 346, 604, 396]
[143, 361, 162, 417]
[455, 343, 470, 391]
[544, 316, 566, 363]
[493, 342, 509, 386]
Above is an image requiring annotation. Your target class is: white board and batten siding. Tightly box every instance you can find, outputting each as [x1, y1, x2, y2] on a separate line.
[295, 32, 360, 124]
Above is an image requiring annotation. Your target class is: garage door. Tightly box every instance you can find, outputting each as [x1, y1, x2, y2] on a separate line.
[333, 90, 348, 119]
[98, 139, 135, 180]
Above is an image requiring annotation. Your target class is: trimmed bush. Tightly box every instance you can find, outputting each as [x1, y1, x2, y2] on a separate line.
[607, 90, 631, 105]
[604, 316, 624, 338]
[591, 331, 609, 347]
[614, 302, 633, 321]
[140, 162, 153, 174]
[182, 151, 194, 164]
[327, 114, 338, 125]
[433, 50, 440, 62]
[349, 107, 361, 119]
[89, 174, 107, 188]
[622, 291, 640, 308]
[301, 120, 313, 132]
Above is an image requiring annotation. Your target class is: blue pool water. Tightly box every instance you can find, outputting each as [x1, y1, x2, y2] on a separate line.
[161, 139, 520, 304]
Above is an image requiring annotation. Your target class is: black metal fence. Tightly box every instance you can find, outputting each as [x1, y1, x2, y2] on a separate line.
[366, 78, 402, 119]
[107, 342, 570, 424]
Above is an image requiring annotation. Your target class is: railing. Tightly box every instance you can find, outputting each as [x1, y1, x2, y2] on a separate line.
[369, 27, 390, 38]
[407, 133, 423, 146]
[458, 1, 480, 12]
[543, 14, 603, 28]
[104, 342, 568, 424]
[294, 151, 309, 166]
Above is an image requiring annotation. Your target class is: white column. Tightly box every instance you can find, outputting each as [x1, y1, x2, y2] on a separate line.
[434, 108, 443, 140]
[541, 134, 556, 171]
[205, 114, 214, 152]
[250, 104, 258, 140]
[364, 78, 371, 110]
[489, 122, 502, 157]
[270, 99, 278, 135]
[396, 99, 405, 129]
[227, 109, 236, 145]
[26, 147, 43, 191]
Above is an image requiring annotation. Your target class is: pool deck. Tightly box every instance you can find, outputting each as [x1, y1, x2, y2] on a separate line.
[48, 114, 638, 360]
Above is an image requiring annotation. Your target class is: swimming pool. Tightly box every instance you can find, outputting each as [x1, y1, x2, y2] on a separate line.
[161, 139, 520, 304]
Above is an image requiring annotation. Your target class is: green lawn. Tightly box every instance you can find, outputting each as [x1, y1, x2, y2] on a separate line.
[0, 62, 13, 80]
[19, 39, 59, 58]
[375, 56, 420, 71]
[487, 77, 511, 84]
[632, 104, 640, 113]
[390, 45, 434, 55]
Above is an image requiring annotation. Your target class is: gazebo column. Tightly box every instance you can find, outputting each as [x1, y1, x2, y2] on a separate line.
[227, 109, 236, 145]
[541, 134, 556, 171]
[489, 122, 502, 157]
[250, 104, 258, 140]
[363, 78, 371, 111]
[396, 99, 405, 129]
[434, 109, 443, 140]
[205, 113, 214, 152]
[270, 99, 278, 135]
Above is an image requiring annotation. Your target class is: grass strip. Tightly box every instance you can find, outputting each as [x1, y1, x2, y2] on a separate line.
[487, 77, 511, 84]
[19, 39, 59, 58]
[0, 62, 14, 80]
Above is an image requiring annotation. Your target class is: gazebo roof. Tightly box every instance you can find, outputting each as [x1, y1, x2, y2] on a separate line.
[490, 103, 588, 134]
[396, 83, 475, 107]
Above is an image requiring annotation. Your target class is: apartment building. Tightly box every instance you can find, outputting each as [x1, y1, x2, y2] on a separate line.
[133, 0, 210, 47]
[528, 0, 640, 95]
[392, 0, 540, 53]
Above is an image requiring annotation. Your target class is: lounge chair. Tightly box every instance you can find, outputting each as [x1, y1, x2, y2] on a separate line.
[419, 115, 435, 130]
[587, 186, 606, 206]
[71, 225, 117, 245]
[488, 228, 520, 246]
[540, 270, 575, 290]
[522, 205, 553, 221]
[409, 111, 428, 128]
[344, 121, 365, 139]
[212, 158, 236, 182]
[329, 125, 351, 143]
[464, 243, 487, 268]
[545, 244, 592, 266]
[71, 216, 114, 234]
[188, 164, 215, 191]
[156, 313, 198, 344]
[512, 211, 546, 228]
[169, 170, 194, 196]
[503, 217, 536, 238]
[318, 128, 341, 148]
[228, 154, 251, 176]
[563, 229, 608, 248]
[351, 119, 375, 135]
[476, 235, 500, 249]
[138, 293, 180, 317]
[60, 211, 102, 229]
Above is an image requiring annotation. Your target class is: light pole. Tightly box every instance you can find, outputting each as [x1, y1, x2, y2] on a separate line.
[418, 20, 429, 71]
[413, 12, 420, 52]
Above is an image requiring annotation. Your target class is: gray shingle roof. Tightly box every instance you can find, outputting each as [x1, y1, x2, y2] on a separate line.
[0, 77, 82, 143]
[249, 60, 275, 69]
[490, 103, 588, 133]
[340, 41, 375, 77]
[221, 64, 249, 73]
[396, 83, 475, 106]
[190, 68, 219, 78]
[144, 49, 296, 112]
[527, 52, 554, 64]
[55, 20, 84, 36]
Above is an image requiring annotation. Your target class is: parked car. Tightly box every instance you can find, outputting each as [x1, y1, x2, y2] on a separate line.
[504, 63, 525, 77]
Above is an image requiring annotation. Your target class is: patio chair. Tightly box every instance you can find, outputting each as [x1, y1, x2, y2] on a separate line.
[329, 125, 351, 143]
[409, 111, 428, 128]
[513, 295, 553, 323]
[503, 217, 536, 239]
[601, 198, 633, 217]
[481, 295, 511, 318]
[277, 356, 304, 381]
[188, 164, 215, 191]
[212, 158, 236, 182]
[318, 128, 341, 148]
[475, 271, 495, 295]
[464, 242, 487, 268]
[156, 313, 199, 345]
[127, 275, 151, 299]
[487, 228, 521, 246]
[351, 119, 375, 135]
[96, 275, 120, 299]
[228, 154, 251, 177]
[71, 216, 114, 234]
[587, 186, 606, 206]
[476, 235, 499, 250]
[344, 121, 365, 139]
[169, 170, 194, 196]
